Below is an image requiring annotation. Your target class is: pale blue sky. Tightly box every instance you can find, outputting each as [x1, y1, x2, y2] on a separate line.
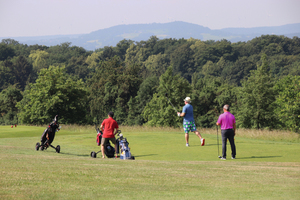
[0, 0, 299, 37]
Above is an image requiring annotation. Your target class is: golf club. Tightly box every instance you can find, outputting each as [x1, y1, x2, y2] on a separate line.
[164, 93, 178, 112]
[217, 126, 221, 158]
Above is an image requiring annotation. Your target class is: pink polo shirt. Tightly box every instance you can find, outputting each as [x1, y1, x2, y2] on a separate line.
[217, 112, 236, 130]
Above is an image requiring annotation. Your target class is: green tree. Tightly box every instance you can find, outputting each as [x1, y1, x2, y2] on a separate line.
[96, 46, 117, 60]
[170, 43, 195, 82]
[85, 51, 102, 71]
[126, 76, 159, 125]
[115, 39, 134, 61]
[29, 49, 49, 72]
[0, 60, 14, 91]
[190, 75, 236, 128]
[11, 55, 33, 91]
[143, 53, 170, 77]
[88, 57, 142, 124]
[143, 66, 192, 127]
[221, 56, 256, 85]
[0, 85, 22, 125]
[66, 56, 90, 81]
[274, 75, 300, 132]
[236, 54, 277, 129]
[0, 43, 15, 61]
[46, 42, 90, 66]
[17, 66, 88, 124]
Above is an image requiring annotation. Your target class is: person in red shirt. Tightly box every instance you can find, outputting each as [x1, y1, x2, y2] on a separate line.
[100, 111, 119, 158]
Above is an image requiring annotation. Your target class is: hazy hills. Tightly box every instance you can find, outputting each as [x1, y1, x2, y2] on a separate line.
[1, 21, 300, 51]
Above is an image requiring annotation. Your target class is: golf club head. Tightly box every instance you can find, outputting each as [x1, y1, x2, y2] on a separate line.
[218, 156, 222, 158]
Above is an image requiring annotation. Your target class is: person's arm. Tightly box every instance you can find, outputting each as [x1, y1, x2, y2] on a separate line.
[177, 106, 186, 117]
[233, 123, 236, 136]
[177, 112, 185, 117]
[216, 116, 221, 126]
[100, 124, 104, 132]
[114, 127, 119, 135]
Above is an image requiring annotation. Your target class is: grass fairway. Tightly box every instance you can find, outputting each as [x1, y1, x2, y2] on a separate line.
[0, 125, 300, 200]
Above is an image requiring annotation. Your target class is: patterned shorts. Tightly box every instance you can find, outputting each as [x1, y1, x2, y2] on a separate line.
[183, 121, 197, 133]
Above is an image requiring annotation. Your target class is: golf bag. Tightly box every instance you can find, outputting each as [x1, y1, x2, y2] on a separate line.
[117, 133, 134, 160]
[91, 129, 134, 160]
[91, 128, 115, 158]
[35, 115, 61, 153]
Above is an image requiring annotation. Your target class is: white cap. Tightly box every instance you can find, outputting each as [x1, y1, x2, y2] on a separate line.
[183, 97, 191, 103]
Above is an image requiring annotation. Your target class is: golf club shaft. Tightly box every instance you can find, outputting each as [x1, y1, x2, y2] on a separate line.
[166, 97, 178, 112]
[217, 126, 220, 157]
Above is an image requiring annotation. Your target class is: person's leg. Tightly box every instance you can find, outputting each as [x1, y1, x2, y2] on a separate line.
[221, 130, 227, 158]
[183, 122, 189, 146]
[101, 144, 105, 158]
[191, 121, 205, 146]
[194, 130, 202, 139]
[185, 133, 189, 144]
[228, 130, 236, 158]
[101, 137, 107, 158]
[193, 130, 205, 146]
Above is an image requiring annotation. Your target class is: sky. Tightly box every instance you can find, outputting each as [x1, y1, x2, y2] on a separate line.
[0, 0, 300, 37]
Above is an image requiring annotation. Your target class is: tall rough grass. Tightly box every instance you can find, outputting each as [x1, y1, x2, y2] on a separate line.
[198, 127, 300, 142]
[60, 125, 299, 142]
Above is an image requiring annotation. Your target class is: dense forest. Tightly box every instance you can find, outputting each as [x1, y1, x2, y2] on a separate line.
[0, 35, 299, 132]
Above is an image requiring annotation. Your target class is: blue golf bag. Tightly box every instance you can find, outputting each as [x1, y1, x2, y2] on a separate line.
[117, 133, 135, 160]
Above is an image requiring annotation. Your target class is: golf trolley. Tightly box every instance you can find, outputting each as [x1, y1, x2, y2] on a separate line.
[35, 115, 61, 153]
[90, 128, 134, 160]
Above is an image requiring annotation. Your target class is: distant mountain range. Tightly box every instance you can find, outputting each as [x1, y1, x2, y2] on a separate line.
[1, 21, 300, 51]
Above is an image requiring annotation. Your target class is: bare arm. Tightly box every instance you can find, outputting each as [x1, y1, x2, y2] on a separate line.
[100, 124, 104, 132]
[114, 128, 118, 135]
[177, 112, 185, 117]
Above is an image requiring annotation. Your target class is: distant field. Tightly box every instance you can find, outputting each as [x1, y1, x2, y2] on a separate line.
[0, 125, 299, 199]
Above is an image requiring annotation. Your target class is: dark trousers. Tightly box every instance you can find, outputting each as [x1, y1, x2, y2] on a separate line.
[221, 129, 236, 158]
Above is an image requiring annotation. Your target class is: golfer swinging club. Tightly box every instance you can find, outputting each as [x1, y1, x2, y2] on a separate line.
[177, 97, 205, 147]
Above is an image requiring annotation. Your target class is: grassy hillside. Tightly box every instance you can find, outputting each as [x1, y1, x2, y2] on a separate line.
[0, 125, 299, 199]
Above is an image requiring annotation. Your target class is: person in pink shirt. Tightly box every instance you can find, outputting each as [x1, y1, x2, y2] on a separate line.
[216, 104, 236, 160]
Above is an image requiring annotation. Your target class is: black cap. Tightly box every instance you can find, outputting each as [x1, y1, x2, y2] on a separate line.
[108, 111, 114, 118]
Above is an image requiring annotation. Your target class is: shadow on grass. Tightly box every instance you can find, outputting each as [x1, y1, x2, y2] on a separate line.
[59, 152, 90, 157]
[238, 156, 282, 159]
[190, 144, 216, 147]
[133, 154, 157, 158]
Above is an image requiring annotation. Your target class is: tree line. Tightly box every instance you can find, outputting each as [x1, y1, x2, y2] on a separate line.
[0, 35, 299, 132]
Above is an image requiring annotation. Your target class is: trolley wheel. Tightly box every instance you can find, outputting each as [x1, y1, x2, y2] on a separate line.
[56, 145, 60, 153]
[91, 151, 97, 158]
[40, 145, 45, 151]
[35, 142, 40, 151]
[131, 156, 135, 160]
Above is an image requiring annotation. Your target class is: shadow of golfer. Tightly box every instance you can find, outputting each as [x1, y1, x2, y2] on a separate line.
[239, 156, 282, 159]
